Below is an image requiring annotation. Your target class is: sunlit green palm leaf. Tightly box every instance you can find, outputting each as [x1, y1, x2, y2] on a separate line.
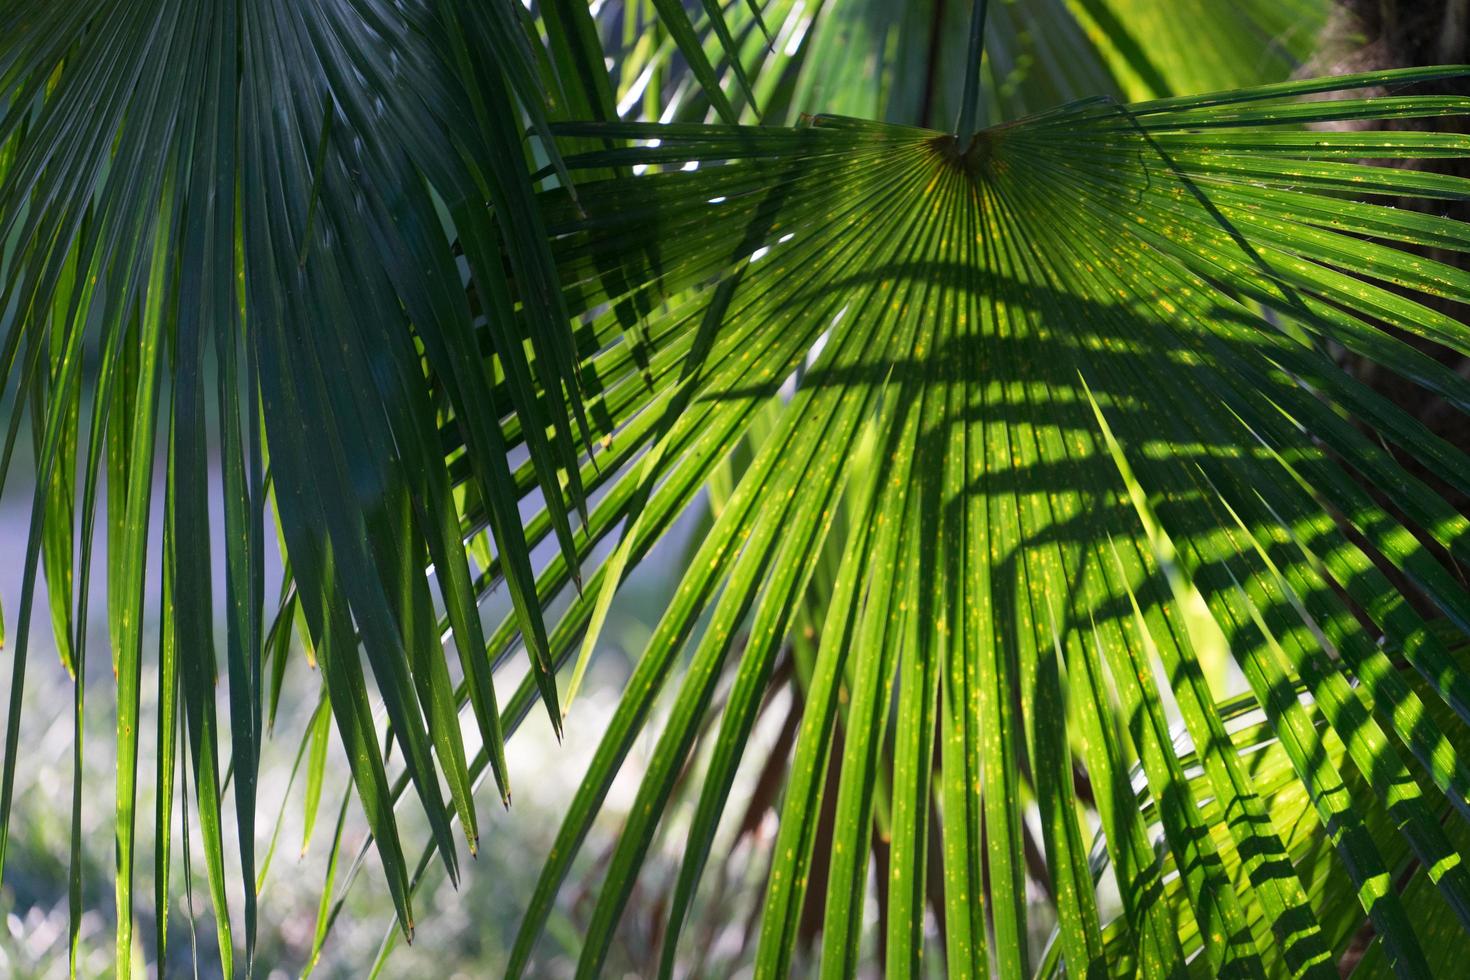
[485, 66, 1470, 976]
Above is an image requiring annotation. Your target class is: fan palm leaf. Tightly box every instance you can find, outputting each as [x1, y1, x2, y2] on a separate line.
[493, 66, 1470, 976]
[4, 0, 1470, 977]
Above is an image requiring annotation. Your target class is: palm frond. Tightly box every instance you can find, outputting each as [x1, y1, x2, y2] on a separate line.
[479, 66, 1470, 975]
[0, 0, 598, 971]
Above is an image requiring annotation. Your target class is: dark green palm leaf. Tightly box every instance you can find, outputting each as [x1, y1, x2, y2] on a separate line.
[0, 0, 594, 972]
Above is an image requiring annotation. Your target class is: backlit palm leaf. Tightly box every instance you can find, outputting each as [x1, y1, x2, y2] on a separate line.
[486, 67, 1470, 976]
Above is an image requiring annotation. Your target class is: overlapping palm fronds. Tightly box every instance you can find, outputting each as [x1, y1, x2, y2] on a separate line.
[6, 0, 1470, 977]
[605, 0, 1328, 126]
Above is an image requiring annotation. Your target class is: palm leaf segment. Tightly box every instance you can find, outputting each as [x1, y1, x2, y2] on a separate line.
[497, 67, 1470, 976]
